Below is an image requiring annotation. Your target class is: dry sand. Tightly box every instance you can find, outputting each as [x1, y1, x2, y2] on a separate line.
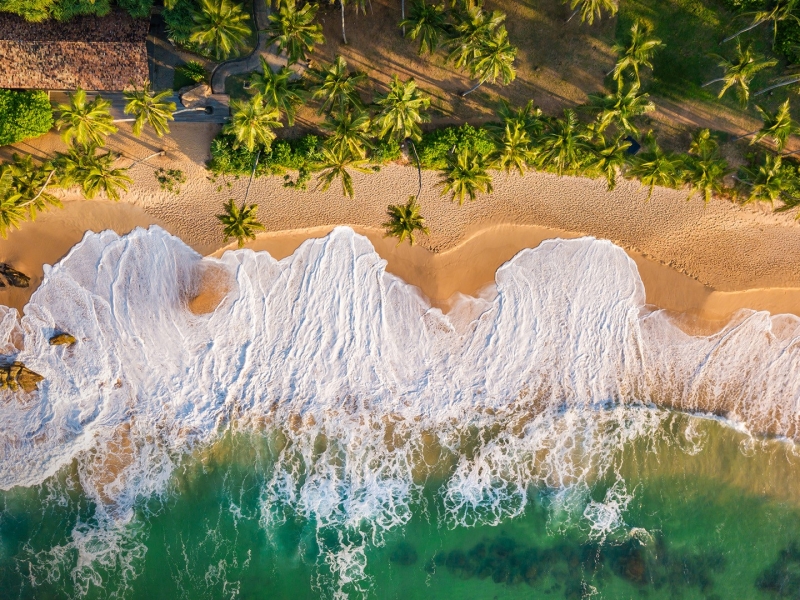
[2, 122, 800, 325]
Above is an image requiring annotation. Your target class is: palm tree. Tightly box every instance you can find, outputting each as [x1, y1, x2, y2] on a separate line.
[609, 20, 663, 87]
[723, 0, 800, 44]
[335, 0, 368, 45]
[750, 100, 798, 151]
[123, 81, 177, 138]
[587, 83, 655, 136]
[683, 131, 731, 202]
[628, 144, 685, 200]
[309, 56, 366, 115]
[737, 153, 795, 204]
[583, 134, 631, 191]
[438, 147, 493, 204]
[56, 88, 117, 147]
[401, 0, 447, 55]
[266, 0, 324, 64]
[564, 0, 618, 25]
[0, 167, 26, 239]
[373, 76, 431, 142]
[322, 108, 373, 158]
[217, 198, 265, 248]
[224, 94, 283, 152]
[315, 146, 371, 198]
[5, 154, 61, 219]
[383, 196, 430, 245]
[490, 123, 532, 176]
[703, 41, 777, 106]
[249, 60, 306, 126]
[190, 0, 252, 61]
[447, 1, 505, 70]
[461, 26, 517, 96]
[493, 99, 550, 140]
[81, 151, 133, 201]
[536, 109, 592, 176]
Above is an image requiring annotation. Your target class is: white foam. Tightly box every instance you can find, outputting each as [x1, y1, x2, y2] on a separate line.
[1, 225, 799, 595]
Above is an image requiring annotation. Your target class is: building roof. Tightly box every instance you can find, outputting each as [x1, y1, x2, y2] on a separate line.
[0, 11, 149, 91]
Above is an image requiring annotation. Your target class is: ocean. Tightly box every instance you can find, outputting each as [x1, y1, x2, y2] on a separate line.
[1, 226, 799, 599]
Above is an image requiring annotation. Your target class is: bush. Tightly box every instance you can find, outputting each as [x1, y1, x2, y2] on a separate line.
[0, 90, 53, 147]
[371, 138, 402, 163]
[50, 0, 109, 20]
[116, 0, 153, 18]
[177, 61, 209, 84]
[416, 124, 495, 170]
[208, 133, 325, 177]
[0, 0, 54, 21]
[776, 20, 800, 64]
[163, 0, 198, 45]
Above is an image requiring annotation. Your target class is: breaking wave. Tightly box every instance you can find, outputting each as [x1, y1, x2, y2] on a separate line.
[1, 226, 799, 597]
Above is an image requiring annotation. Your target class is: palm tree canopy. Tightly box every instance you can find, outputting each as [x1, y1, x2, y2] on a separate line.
[190, 0, 252, 61]
[123, 81, 177, 137]
[373, 76, 431, 143]
[567, 0, 619, 25]
[738, 153, 795, 204]
[587, 83, 654, 136]
[468, 26, 517, 86]
[383, 196, 430, 246]
[583, 134, 631, 191]
[250, 60, 306, 126]
[447, 0, 506, 70]
[81, 150, 133, 202]
[266, 0, 324, 65]
[492, 100, 549, 140]
[707, 40, 777, 106]
[56, 88, 117, 147]
[628, 144, 685, 200]
[438, 147, 493, 204]
[753, 99, 798, 151]
[0, 166, 27, 239]
[401, 0, 447, 55]
[217, 199, 265, 248]
[490, 122, 532, 176]
[611, 20, 663, 85]
[728, 0, 800, 43]
[315, 146, 372, 198]
[2, 154, 61, 220]
[536, 109, 592, 176]
[224, 94, 283, 152]
[309, 56, 366, 115]
[322, 108, 373, 158]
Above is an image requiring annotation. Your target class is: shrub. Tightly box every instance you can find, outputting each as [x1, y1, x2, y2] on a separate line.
[776, 20, 800, 64]
[0, 90, 53, 147]
[719, 0, 765, 10]
[416, 124, 495, 170]
[163, 0, 198, 45]
[371, 138, 402, 163]
[177, 61, 209, 84]
[208, 133, 325, 177]
[0, 0, 54, 22]
[116, 0, 153, 18]
[50, 0, 109, 20]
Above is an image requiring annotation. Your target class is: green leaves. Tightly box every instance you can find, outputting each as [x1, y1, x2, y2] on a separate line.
[123, 81, 177, 138]
[610, 20, 663, 87]
[224, 94, 283, 152]
[266, 0, 324, 65]
[309, 56, 366, 115]
[56, 88, 117, 148]
[190, 0, 252, 61]
[373, 76, 431, 143]
[383, 196, 430, 245]
[315, 146, 371, 199]
[438, 147, 493, 204]
[250, 60, 306, 126]
[0, 90, 53, 146]
[216, 199, 265, 248]
[401, 0, 447, 55]
[705, 40, 777, 106]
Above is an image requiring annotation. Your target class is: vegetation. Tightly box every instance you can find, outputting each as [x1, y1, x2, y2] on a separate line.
[315, 146, 371, 198]
[155, 168, 187, 194]
[373, 76, 431, 142]
[610, 20, 663, 87]
[383, 196, 429, 245]
[438, 147, 493, 204]
[216, 198, 264, 248]
[55, 88, 117, 147]
[401, 0, 447, 56]
[190, 0, 252, 61]
[309, 56, 366, 115]
[176, 61, 209, 85]
[249, 60, 306, 126]
[564, 0, 618, 26]
[704, 40, 777, 105]
[0, 89, 53, 147]
[266, 0, 324, 65]
[224, 94, 283, 152]
[123, 81, 177, 137]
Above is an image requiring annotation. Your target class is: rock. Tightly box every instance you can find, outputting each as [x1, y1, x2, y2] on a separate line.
[0, 263, 30, 288]
[179, 83, 212, 109]
[0, 361, 43, 393]
[49, 333, 77, 346]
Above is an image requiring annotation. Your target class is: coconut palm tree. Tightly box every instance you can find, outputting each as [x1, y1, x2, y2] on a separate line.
[401, 0, 447, 55]
[587, 83, 655, 136]
[750, 100, 798, 151]
[723, 0, 800, 44]
[383, 196, 430, 245]
[628, 144, 685, 200]
[683, 130, 731, 203]
[583, 134, 631, 191]
[373, 76, 431, 142]
[316, 146, 372, 198]
[536, 109, 592, 176]
[81, 151, 133, 202]
[322, 108, 373, 158]
[0, 166, 26, 239]
[249, 60, 306, 126]
[703, 41, 777, 106]
[56, 88, 117, 147]
[225, 94, 283, 152]
[309, 56, 366, 115]
[461, 26, 517, 96]
[492, 100, 550, 140]
[266, 0, 324, 64]
[609, 20, 663, 87]
[4, 154, 61, 219]
[190, 0, 252, 61]
[564, 0, 618, 25]
[447, 0, 505, 70]
[738, 153, 796, 204]
[217, 198, 265, 248]
[123, 81, 177, 138]
[335, 0, 368, 45]
[438, 147, 493, 204]
[490, 123, 532, 176]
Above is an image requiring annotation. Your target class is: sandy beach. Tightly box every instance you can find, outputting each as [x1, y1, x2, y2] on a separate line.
[2, 122, 800, 324]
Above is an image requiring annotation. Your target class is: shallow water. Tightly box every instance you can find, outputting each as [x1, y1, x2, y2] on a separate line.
[1, 227, 800, 598]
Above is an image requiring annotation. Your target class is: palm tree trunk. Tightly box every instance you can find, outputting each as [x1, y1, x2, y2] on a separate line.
[128, 150, 166, 168]
[17, 169, 57, 208]
[722, 19, 764, 43]
[341, 2, 348, 44]
[461, 80, 483, 97]
[754, 76, 800, 97]
[244, 149, 261, 203]
[732, 129, 760, 142]
[701, 78, 726, 88]
[401, 0, 405, 35]
[408, 139, 422, 199]
[565, 8, 580, 23]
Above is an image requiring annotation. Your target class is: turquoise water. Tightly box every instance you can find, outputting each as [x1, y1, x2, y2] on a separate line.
[2, 413, 800, 600]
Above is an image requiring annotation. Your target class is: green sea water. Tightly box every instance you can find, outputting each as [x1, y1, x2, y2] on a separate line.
[2, 412, 800, 600]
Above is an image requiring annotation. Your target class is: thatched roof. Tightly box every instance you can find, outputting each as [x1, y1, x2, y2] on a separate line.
[0, 11, 149, 91]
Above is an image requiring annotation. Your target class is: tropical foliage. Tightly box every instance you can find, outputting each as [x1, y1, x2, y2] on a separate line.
[564, 0, 618, 25]
[704, 40, 777, 105]
[224, 94, 283, 152]
[0, 90, 53, 147]
[249, 60, 306, 126]
[315, 146, 371, 198]
[266, 0, 324, 65]
[438, 147, 493, 204]
[123, 81, 177, 137]
[322, 109, 373, 158]
[401, 0, 447, 55]
[56, 88, 117, 147]
[610, 20, 663, 87]
[383, 196, 429, 245]
[190, 0, 252, 61]
[309, 56, 366, 115]
[217, 199, 265, 247]
[373, 76, 431, 142]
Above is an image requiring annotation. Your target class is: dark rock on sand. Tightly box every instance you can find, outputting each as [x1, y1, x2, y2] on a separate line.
[49, 333, 77, 346]
[0, 361, 44, 393]
[0, 263, 30, 288]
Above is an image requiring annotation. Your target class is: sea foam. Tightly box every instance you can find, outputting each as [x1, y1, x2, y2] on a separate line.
[1, 226, 799, 596]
